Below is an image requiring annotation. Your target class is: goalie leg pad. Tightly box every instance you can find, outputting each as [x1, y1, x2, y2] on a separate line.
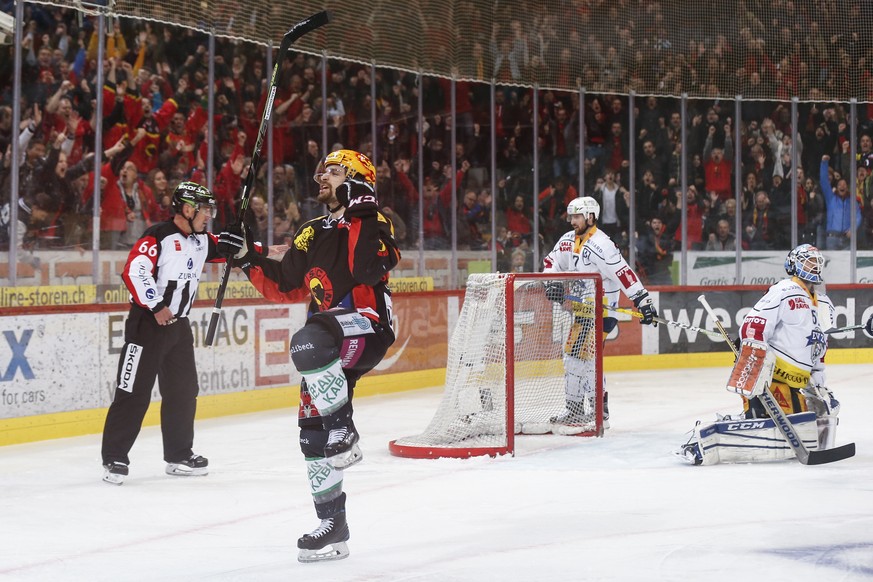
[727, 339, 775, 398]
[684, 412, 819, 465]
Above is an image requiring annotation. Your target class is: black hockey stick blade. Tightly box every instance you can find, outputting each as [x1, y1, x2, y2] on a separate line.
[805, 442, 856, 465]
[758, 386, 855, 465]
[282, 10, 331, 48]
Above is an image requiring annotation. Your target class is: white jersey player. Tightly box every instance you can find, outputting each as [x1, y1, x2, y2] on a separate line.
[542, 196, 657, 429]
[679, 244, 841, 465]
[734, 245, 833, 418]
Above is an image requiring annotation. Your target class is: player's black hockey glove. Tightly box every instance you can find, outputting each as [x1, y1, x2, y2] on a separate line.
[217, 223, 249, 260]
[336, 176, 379, 219]
[543, 281, 565, 303]
[633, 291, 658, 326]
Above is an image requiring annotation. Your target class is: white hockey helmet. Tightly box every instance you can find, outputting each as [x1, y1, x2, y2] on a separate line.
[784, 244, 824, 284]
[567, 196, 600, 220]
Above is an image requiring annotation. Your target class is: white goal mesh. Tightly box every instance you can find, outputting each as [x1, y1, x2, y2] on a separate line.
[389, 272, 604, 458]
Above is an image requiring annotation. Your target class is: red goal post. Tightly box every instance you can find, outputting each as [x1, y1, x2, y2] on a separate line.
[389, 272, 604, 459]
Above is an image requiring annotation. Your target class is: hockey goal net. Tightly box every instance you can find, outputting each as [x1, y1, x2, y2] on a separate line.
[389, 272, 604, 459]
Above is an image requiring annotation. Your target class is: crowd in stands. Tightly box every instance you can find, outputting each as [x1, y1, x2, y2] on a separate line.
[2, 2, 873, 285]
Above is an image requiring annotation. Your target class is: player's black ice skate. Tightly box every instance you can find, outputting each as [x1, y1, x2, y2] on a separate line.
[324, 427, 362, 469]
[550, 398, 599, 435]
[297, 511, 350, 563]
[550, 399, 588, 424]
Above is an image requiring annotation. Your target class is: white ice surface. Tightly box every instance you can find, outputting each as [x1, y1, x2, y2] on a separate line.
[1, 365, 872, 582]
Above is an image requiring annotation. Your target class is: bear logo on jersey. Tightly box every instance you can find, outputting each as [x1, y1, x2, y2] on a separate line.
[307, 267, 333, 310]
[295, 225, 315, 252]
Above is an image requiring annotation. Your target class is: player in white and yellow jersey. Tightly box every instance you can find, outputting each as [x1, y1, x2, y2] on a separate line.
[542, 196, 657, 430]
[733, 243, 833, 418]
[679, 244, 841, 465]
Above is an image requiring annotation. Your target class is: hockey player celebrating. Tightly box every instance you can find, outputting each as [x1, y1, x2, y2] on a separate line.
[542, 196, 658, 430]
[217, 149, 400, 562]
[679, 244, 840, 465]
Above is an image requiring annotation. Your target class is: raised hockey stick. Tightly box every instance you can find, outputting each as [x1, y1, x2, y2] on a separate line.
[563, 294, 726, 340]
[697, 293, 855, 465]
[205, 11, 331, 346]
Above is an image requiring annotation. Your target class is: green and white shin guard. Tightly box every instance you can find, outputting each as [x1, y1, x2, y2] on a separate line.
[302, 358, 349, 416]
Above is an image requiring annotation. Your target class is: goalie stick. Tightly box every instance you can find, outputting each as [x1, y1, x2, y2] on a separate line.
[205, 11, 331, 346]
[697, 293, 855, 465]
[823, 323, 867, 334]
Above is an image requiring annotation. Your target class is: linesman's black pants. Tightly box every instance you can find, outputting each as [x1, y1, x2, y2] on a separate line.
[101, 306, 199, 465]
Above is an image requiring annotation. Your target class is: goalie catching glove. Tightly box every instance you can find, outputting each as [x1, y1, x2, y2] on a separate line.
[632, 291, 658, 326]
[802, 382, 840, 417]
[336, 176, 379, 219]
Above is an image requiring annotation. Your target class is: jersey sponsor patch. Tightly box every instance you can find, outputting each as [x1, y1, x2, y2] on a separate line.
[334, 311, 375, 336]
[615, 265, 638, 289]
[788, 297, 810, 310]
[340, 336, 366, 367]
[741, 316, 767, 340]
[174, 240, 181, 251]
[117, 343, 144, 393]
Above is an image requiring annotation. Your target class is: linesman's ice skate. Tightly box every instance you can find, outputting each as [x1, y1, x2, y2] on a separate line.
[297, 512, 350, 563]
[165, 454, 209, 476]
[102, 461, 129, 485]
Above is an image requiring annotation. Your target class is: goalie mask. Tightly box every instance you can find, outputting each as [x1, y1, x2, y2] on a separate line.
[784, 244, 824, 284]
[567, 196, 600, 221]
[315, 149, 376, 185]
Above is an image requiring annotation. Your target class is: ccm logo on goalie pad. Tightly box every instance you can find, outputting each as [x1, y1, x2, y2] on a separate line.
[725, 420, 768, 431]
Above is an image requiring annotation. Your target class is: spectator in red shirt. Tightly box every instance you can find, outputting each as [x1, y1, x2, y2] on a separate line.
[703, 122, 734, 202]
[505, 194, 533, 240]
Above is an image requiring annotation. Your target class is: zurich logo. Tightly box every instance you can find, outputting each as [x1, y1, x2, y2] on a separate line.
[187, 258, 194, 270]
[145, 289, 156, 300]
